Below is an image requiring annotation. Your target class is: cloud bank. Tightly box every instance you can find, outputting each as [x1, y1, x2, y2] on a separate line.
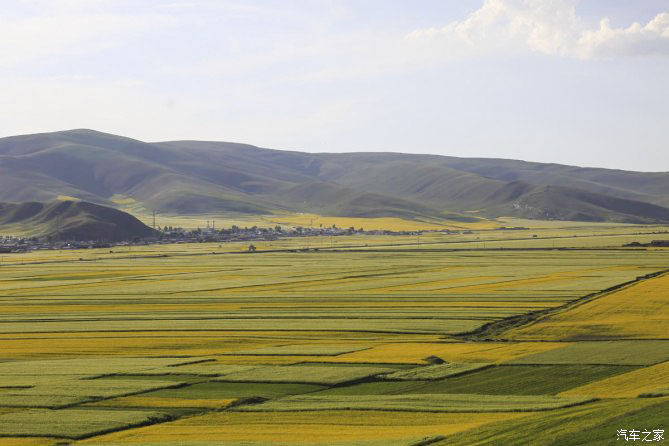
[407, 0, 669, 59]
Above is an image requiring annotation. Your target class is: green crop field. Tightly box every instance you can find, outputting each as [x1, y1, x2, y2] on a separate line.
[0, 408, 174, 439]
[214, 364, 396, 385]
[381, 363, 492, 381]
[398, 365, 637, 395]
[435, 398, 669, 446]
[125, 381, 327, 400]
[234, 393, 595, 413]
[507, 340, 669, 365]
[314, 365, 638, 396]
[0, 228, 668, 444]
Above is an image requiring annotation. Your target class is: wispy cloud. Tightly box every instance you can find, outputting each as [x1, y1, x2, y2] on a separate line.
[407, 0, 669, 59]
[0, 7, 174, 68]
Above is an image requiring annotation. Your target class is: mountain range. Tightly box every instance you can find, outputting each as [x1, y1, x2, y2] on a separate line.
[1, 129, 668, 224]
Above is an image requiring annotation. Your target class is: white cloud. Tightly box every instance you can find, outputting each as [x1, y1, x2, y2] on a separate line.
[577, 13, 669, 58]
[407, 0, 669, 59]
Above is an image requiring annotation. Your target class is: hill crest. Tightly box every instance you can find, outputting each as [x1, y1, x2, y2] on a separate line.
[0, 200, 156, 241]
[1, 129, 668, 224]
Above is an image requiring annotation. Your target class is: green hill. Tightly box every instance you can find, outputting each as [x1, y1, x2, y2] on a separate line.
[0, 129, 668, 224]
[0, 200, 156, 241]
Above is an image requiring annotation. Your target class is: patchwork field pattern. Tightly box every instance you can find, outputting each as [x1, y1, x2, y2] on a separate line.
[0, 229, 668, 444]
[0, 409, 174, 438]
[78, 410, 530, 445]
[435, 398, 668, 446]
[508, 272, 669, 340]
[311, 365, 636, 397]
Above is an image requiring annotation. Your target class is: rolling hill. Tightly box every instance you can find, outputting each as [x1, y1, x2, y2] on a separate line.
[0, 129, 668, 224]
[0, 200, 156, 241]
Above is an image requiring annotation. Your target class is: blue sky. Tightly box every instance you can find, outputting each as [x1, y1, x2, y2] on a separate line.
[1, 0, 667, 171]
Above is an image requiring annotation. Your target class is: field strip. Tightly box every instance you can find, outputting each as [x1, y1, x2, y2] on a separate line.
[0, 380, 189, 409]
[457, 267, 669, 340]
[506, 340, 669, 365]
[228, 345, 370, 356]
[0, 235, 661, 268]
[436, 397, 667, 445]
[0, 408, 176, 439]
[213, 364, 396, 385]
[75, 410, 530, 445]
[381, 363, 492, 381]
[233, 394, 596, 413]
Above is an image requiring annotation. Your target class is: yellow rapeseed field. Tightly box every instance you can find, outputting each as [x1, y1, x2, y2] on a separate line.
[559, 361, 669, 398]
[78, 410, 529, 445]
[0, 233, 668, 444]
[267, 212, 495, 231]
[508, 273, 669, 340]
[0, 439, 63, 446]
[86, 396, 236, 409]
[434, 397, 665, 445]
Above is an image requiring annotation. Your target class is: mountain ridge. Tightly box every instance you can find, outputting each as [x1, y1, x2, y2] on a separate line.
[1, 129, 668, 224]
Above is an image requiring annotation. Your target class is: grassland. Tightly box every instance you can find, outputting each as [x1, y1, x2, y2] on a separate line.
[0, 227, 667, 444]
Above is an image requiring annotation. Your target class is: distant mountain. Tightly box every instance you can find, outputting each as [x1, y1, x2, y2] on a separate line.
[0, 200, 156, 241]
[0, 129, 668, 224]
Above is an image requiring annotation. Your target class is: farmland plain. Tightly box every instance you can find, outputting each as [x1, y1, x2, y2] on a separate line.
[0, 221, 668, 444]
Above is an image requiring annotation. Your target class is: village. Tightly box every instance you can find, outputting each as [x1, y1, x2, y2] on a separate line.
[0, 223, 438, 253]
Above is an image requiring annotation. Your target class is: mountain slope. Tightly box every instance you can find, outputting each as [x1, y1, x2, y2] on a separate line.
[0, 129, 668, 224]
[481, 182, 669, 223]
[0, 200, 156, 241]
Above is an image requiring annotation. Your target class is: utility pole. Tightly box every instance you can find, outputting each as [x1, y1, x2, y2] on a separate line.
[152, 211, 156, 231]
